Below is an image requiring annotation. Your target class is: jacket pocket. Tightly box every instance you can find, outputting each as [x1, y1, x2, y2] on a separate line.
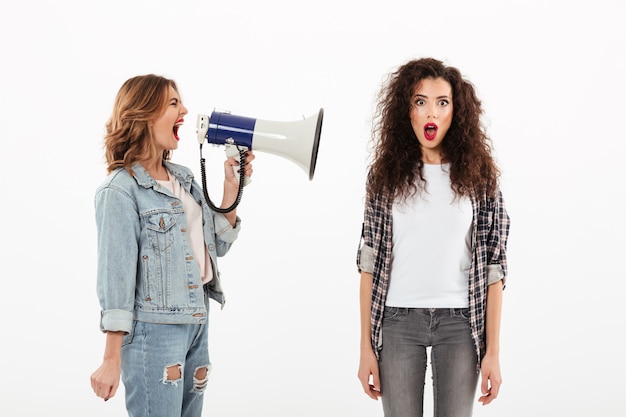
[144, 212, 176, 251]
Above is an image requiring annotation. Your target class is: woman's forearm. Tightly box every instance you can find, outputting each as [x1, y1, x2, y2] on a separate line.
[485, 279, 503, 356]
[359, 272, 374, 351]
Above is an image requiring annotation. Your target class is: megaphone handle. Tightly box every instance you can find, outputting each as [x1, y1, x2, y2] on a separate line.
[199, 143, 244, 214]
[225, 143, 251, 186]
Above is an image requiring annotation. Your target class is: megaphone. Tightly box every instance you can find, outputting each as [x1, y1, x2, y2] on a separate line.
[195, 108, 324, 213]
[197, 108, 323, 181]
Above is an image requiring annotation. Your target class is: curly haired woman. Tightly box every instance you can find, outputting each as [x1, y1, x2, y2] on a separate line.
[357, 58, 510, 417]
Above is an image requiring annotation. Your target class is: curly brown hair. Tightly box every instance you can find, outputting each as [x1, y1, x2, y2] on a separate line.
[367, 58, 500, 201]
[104, 74, 179, 174]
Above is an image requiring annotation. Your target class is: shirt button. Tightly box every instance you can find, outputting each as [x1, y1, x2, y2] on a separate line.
[186, 256, 194, 261]
[172, 202, 180, 206]
[181, 228, 187, 233]
[208, 244, 215, 251]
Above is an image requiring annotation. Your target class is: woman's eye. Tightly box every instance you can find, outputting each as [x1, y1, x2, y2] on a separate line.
[438, 100, 449, 106]
[415, 99, 425, 106]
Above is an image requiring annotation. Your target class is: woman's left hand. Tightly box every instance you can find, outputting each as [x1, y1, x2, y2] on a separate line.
[478, 352, 502, 405]
[224, 150, 255, 188]
[221, 151, 255, 221]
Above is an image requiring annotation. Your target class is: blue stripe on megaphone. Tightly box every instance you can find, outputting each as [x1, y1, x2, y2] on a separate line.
[207, 111, 256, 149]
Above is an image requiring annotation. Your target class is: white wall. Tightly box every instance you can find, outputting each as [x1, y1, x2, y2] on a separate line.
[1, 1, 624, 416]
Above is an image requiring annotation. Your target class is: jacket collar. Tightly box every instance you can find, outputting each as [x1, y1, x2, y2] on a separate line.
[130, 161, 194, 192]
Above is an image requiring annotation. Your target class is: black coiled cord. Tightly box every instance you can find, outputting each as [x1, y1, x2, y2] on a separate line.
[199, 143, 246, 213]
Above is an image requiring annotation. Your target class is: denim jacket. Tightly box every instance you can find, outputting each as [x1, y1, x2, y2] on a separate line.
[95, 161, 241, 334]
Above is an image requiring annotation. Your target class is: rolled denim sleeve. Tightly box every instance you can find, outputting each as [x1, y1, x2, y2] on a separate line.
[214, 213, 241, 243]
[212, 213, 241, 258]
[100, 309, 134, 333]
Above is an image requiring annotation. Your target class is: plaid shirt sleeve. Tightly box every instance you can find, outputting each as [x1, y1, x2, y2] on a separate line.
[357, 191, 393, 357]
[469, 188, 510, 364]
[480, 188, 510, 285]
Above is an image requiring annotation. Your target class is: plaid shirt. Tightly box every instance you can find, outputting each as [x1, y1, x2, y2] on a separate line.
[357, 187, 510, 365]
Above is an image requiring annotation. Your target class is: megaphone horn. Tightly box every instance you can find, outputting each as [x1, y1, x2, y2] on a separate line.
[197, 108, 324, 180]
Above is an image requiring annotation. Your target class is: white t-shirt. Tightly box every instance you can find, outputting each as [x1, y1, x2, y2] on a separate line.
[386, 163, 472, 308]
[157, 173, 213, 284]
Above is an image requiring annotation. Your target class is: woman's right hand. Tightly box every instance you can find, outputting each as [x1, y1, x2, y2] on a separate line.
[358, 347, 382, 400]
[90, 358, 121, 401]
[90, 331, 124, 401]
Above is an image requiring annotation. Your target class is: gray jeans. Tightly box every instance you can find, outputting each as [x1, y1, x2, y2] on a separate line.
[379, 307, 479, 417]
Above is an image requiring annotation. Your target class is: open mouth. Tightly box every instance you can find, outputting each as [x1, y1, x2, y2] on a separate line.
[173, 119, 184, 141]
[424, 122, 438, 141]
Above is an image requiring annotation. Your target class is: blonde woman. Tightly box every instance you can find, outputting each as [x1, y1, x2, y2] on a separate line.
[90, 74, 254, 417]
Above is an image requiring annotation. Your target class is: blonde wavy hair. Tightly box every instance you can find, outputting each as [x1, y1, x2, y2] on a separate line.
[103, 74, 179, 174]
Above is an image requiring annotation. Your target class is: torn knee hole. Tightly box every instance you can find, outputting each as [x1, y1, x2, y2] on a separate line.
[165, 364, 182, 381]
[191, 365, 211, 393]
[194, 366, 209, 381]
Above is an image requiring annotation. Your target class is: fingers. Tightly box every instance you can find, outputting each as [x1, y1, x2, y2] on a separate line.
[366, 384, 382, 400]
[358, 373, 382, 400]
[241, 151, 255, 177]
[225, 151, 254, 178]
[369, 384, 382, 400]
[359, 381, 381, 400]
[479, 384, 500, 405]
[478, 372, 501, 406]
[90, 370, 119, 402]
[371, 368, 381, 399]
[480, 375, 489, 398]
[91, 378, 113, 400]
[478, 391, 495, 405]
[227, 151, 255, 165]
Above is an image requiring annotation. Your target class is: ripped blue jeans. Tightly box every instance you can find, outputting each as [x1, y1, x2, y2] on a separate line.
[121, 296, 211, 417]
